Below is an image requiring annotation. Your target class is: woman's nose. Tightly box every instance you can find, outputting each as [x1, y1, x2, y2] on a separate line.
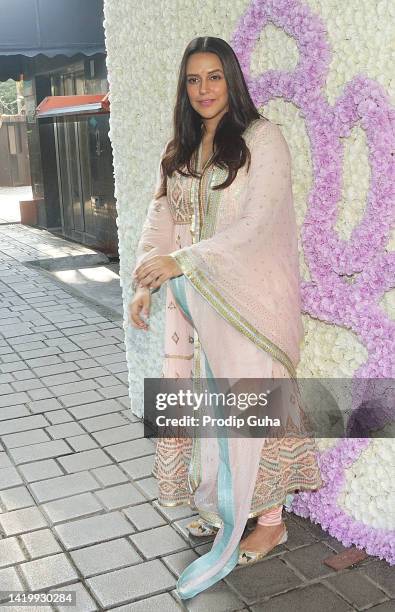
[199, 79, 209, 94]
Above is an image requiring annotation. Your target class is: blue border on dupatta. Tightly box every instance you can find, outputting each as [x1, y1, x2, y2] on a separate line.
[169, 276, 239, 599]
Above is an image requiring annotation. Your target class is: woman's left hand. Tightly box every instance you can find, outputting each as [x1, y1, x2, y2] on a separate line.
[134, 255, 183, 290]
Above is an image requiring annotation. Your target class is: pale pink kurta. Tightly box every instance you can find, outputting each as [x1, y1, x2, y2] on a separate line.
[134, 118, 323, 516]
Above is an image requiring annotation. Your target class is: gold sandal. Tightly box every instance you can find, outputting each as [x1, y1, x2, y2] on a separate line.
[187, 518, 218, 537]
[238, 526, 288, 565]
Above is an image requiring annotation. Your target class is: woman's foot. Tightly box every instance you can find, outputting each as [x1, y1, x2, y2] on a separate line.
[238, 522, 287, 565]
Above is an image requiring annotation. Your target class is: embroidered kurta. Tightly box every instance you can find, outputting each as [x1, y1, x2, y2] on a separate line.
[135, 118, 322, 517]
[134, 117, 323, 597]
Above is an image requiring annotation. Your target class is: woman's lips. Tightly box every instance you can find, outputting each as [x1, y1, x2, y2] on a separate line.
[199, 100, 215, 107]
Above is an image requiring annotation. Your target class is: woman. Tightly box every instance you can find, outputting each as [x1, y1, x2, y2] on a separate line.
[130, 36, 323, 599]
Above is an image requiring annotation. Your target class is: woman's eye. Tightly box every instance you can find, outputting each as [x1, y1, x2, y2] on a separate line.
[187, 75, 221, 84]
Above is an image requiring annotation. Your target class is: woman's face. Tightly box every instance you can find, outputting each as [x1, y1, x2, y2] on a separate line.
[185, 52, 229, 124]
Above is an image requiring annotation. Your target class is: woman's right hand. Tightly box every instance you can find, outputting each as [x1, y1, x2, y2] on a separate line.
[128, 287, 151, 330]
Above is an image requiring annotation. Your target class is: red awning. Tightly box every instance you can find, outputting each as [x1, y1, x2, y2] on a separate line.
[36, 93, 110, 118]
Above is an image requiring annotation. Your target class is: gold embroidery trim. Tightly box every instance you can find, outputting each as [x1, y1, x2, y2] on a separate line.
[172, 250, 297, 379]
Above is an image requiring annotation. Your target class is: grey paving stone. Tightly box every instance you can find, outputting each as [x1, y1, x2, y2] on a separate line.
[67, 434, 98, 452]
[41, 372, 80, 387]
[182, 582, 246, 611]
[1, 353, 20, 364]
[114, 372, 129, 385]
[0, 382, 13, 395]
[360, 560, 395, 597]
[134, 476, 158, 501]
[13, 341, 47, 354]
[291, 514, 331, 540]
[0, 485, 34, 510]
[1, 428, 50, 448]
[0, 566, 24, 592]
[18, 346, 61, 360]
[79, 366, 109, 379]
[46, 422, 85, 439]
[106, 438, 155, 462]
[95, 483, 146, 510]
[225, 557, 303, 604]
[121, 455, 155, 480]
[86, 560, 175, 608]
[57, 448, 112, 473]
[11, 378, 44, 392]
[20, 552, 78, 590]
[9, 439, 72, 464]
[50, 581, 98, 612]
[0, 361, 29, 374]
[45, 409, 73, 424]
[325, 570, 388, 609]
[91, 465, 128, 486]
[123, 503, 167, 531]
[25, 355, 62, 369]
[55, 511, 134, 550]
[75, 337, 120, 351]
[74, 357, 101, 367]
[43, 492, 104, 524]
[28, 397, 63, 414]
[365, 603, 395, 611]
[69, 399, 124, 420]
[21, 528, 62, 558]
[14, 368, 40, 381]
[81, 412, 128, 432]
[58, 389, 103, 408]
[250, 583, 351, 612]
[30, 471, 100, 503]
[0, 452, 12, 468]
[282, 542, 337, 580]
[0, 467, 23, 489]
[155, 503, 197, 523]
[94, 353, 126, 366]
[70, 538, 142, 577]
[97, 384, 128, 399]
[0, 405, 29, 421]
[0, 536, 26, 567]
[61, 349, 92, 361]
[105, 362, 128, 374]
[283, 518, 319, 550]
[0, 373, 14, 384]
[31, 361, 79, 377]
[0, 324, 33, 339]
[131, 525, 188, 560]
[45, 338, 80, 352]
[162, 548, 199, 577]
[87, 344, 124, 357]
[0, 391, 30, 407]
[0, 414, 48, 435]
[27, 387, 54, 400]
[112, 592, 182, 611]
[92, 423, 144, 446]
[0, 506, 47, 536]
[96, 375, 121, 387]
[19, 458, 63, 482]
[323, 535, 348, 553]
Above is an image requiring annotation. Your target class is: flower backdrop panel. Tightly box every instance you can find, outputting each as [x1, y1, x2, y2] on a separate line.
[103, 0, 395, 563]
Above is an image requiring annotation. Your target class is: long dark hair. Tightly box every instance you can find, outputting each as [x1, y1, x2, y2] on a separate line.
[155, 36, 266, 198]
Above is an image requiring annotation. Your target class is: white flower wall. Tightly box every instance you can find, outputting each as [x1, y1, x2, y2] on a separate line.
[103, 0, 395, 563]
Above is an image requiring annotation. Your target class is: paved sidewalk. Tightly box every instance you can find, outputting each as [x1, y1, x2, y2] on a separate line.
[0, 222, 394, 611]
